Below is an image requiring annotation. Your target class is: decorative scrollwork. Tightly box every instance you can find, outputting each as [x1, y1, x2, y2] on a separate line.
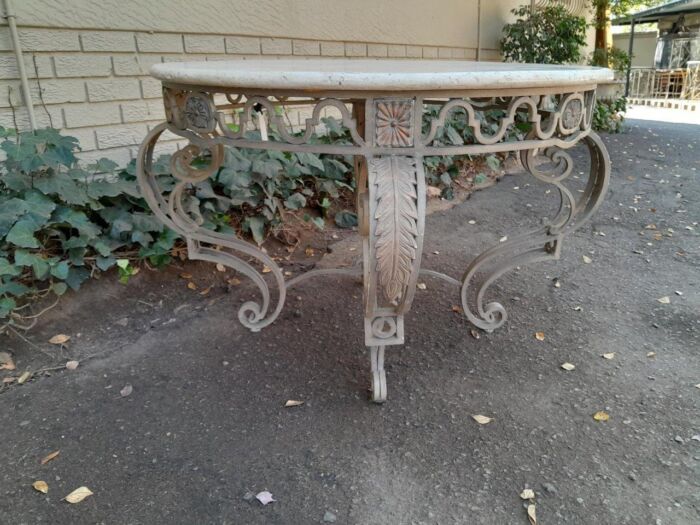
[136, 124, 286, 332]
[460, 132, 610, 331]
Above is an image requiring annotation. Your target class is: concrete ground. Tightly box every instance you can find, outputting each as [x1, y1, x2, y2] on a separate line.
[1, 116, 698, 524]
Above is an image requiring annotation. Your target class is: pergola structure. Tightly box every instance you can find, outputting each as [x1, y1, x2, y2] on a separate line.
[614, 0, 700, 101]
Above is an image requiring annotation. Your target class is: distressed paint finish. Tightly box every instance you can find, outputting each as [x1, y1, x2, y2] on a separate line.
[137, 60, 612, 402]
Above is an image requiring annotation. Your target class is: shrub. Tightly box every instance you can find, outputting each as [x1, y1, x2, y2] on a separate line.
[590, 46, 631, 75]
[592, 95, 627, 133]
[501, 5, 588, 64]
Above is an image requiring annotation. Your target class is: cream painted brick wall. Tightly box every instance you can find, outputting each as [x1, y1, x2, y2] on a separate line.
[184, 35, 225, 54]
[320, 42, 344, 57]
[54, 55, 112, 77]
[136, 33, 183, 53]
[225, 36, 260, 54]
[95, 123, 149, 149]
[2, 25, 478, 166]
[64, 102, 122, 127]
[293, 40, 320, 56]
[81, 31, 136, 52]
[87, 78, 141, 102]
[261, 38, 292, 55]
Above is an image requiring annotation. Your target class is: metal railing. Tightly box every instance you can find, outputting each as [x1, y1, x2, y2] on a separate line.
[627, 65, 700, 100]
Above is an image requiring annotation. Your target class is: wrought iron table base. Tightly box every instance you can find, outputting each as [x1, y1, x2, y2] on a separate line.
[136, 86, 610, 403]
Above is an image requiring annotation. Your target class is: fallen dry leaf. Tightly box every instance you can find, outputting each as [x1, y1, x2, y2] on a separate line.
[179, 272, 193, 279]
[582, 255, 592, 264]
[2, 377, 15, 384]
[657, 296, 671, 304]
[215, 263, 226, 272]
[40, 450, 60, 465]
[65, 361, 79, 370]
[284, 400, 304, 407]
[593, 410, 610, 422]
[561, 362, 575, 371]
[426, 185, 441, 198]
[187, 281, 197, 290]
[199, 285, 212, 296]
[49, 334, 70, 345]
[0, 351, 15, 371]
[416, 283, 427, 290]
[227, 277, 241, 286]
[451, 305, 462, 313]
[527, 503, 537, 525]
[120, 384, 133, 397]
[520, 488, 535, 500]
[17, 371, 31, 384]
[64, 486, 93, 504]
[304, 247, 315, 257]
[256, 491, 275, 505]
[602, 352, 615, 360]
[262, 266, 272, 274]
[472, 415, 493, 425]
[32, 480, 48, 494]
[534, 332, 545, 341]
[647, 352, 656, 358]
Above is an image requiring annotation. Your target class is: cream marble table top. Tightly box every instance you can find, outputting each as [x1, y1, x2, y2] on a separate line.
[139, 58, 613, 403]
[151, 58, 613, 92]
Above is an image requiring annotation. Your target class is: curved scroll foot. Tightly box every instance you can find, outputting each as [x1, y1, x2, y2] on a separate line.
[369, 345, 387, 403]
[461, 132, 610, 331]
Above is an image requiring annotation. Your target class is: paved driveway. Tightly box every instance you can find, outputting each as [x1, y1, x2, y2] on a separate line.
[1, 117, 698, 524]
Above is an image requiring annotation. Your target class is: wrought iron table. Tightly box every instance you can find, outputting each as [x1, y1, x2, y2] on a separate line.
[136, 59, 613, 403]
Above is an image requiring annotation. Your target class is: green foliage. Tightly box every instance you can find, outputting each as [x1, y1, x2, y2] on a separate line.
[0, 126, 176, 322]
[590, 46, 631, 73]
[500, 5, 587, 65]
[592, 96, 627, 133]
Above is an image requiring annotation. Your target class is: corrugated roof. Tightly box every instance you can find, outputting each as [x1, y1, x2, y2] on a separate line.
[613, 0, 700, 25]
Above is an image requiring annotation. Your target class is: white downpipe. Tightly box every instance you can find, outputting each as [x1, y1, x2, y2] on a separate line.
[2, 0, 37, 131]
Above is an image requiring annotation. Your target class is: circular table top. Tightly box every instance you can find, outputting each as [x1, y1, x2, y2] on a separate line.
[151, 59, 613, 92]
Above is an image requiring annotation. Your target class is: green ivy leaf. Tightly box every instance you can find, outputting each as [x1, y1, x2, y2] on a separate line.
[6, 218, 41, 248]
[283, 193, 307, 210]
[0, 197, 30, 237]
[32, 170, 90, 205]
[334, 211, 358, 229]
[95, 256, 117, 271]
[0, 257, 21, 277]
[52, 282, 68, 296]
[50, 260, 70, 280]
[445, 126, 464, 146]
[246, 216, 266, 246]
[64, 266, 90, 290]
[52, 206, 101, 238]
[0, 297, 17, 318]
[14, 250, 49, 280]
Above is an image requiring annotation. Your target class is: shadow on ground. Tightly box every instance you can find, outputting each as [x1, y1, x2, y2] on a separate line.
[1, 119, 698, 524]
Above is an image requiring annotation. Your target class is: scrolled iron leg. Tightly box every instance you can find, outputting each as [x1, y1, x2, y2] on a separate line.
[369, 345, 387, 403]
[461, 132, 611, 331]
[135, 123, 286, 332]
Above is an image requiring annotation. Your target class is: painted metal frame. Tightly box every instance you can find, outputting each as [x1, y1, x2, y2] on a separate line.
[136, 82, 610, 403]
